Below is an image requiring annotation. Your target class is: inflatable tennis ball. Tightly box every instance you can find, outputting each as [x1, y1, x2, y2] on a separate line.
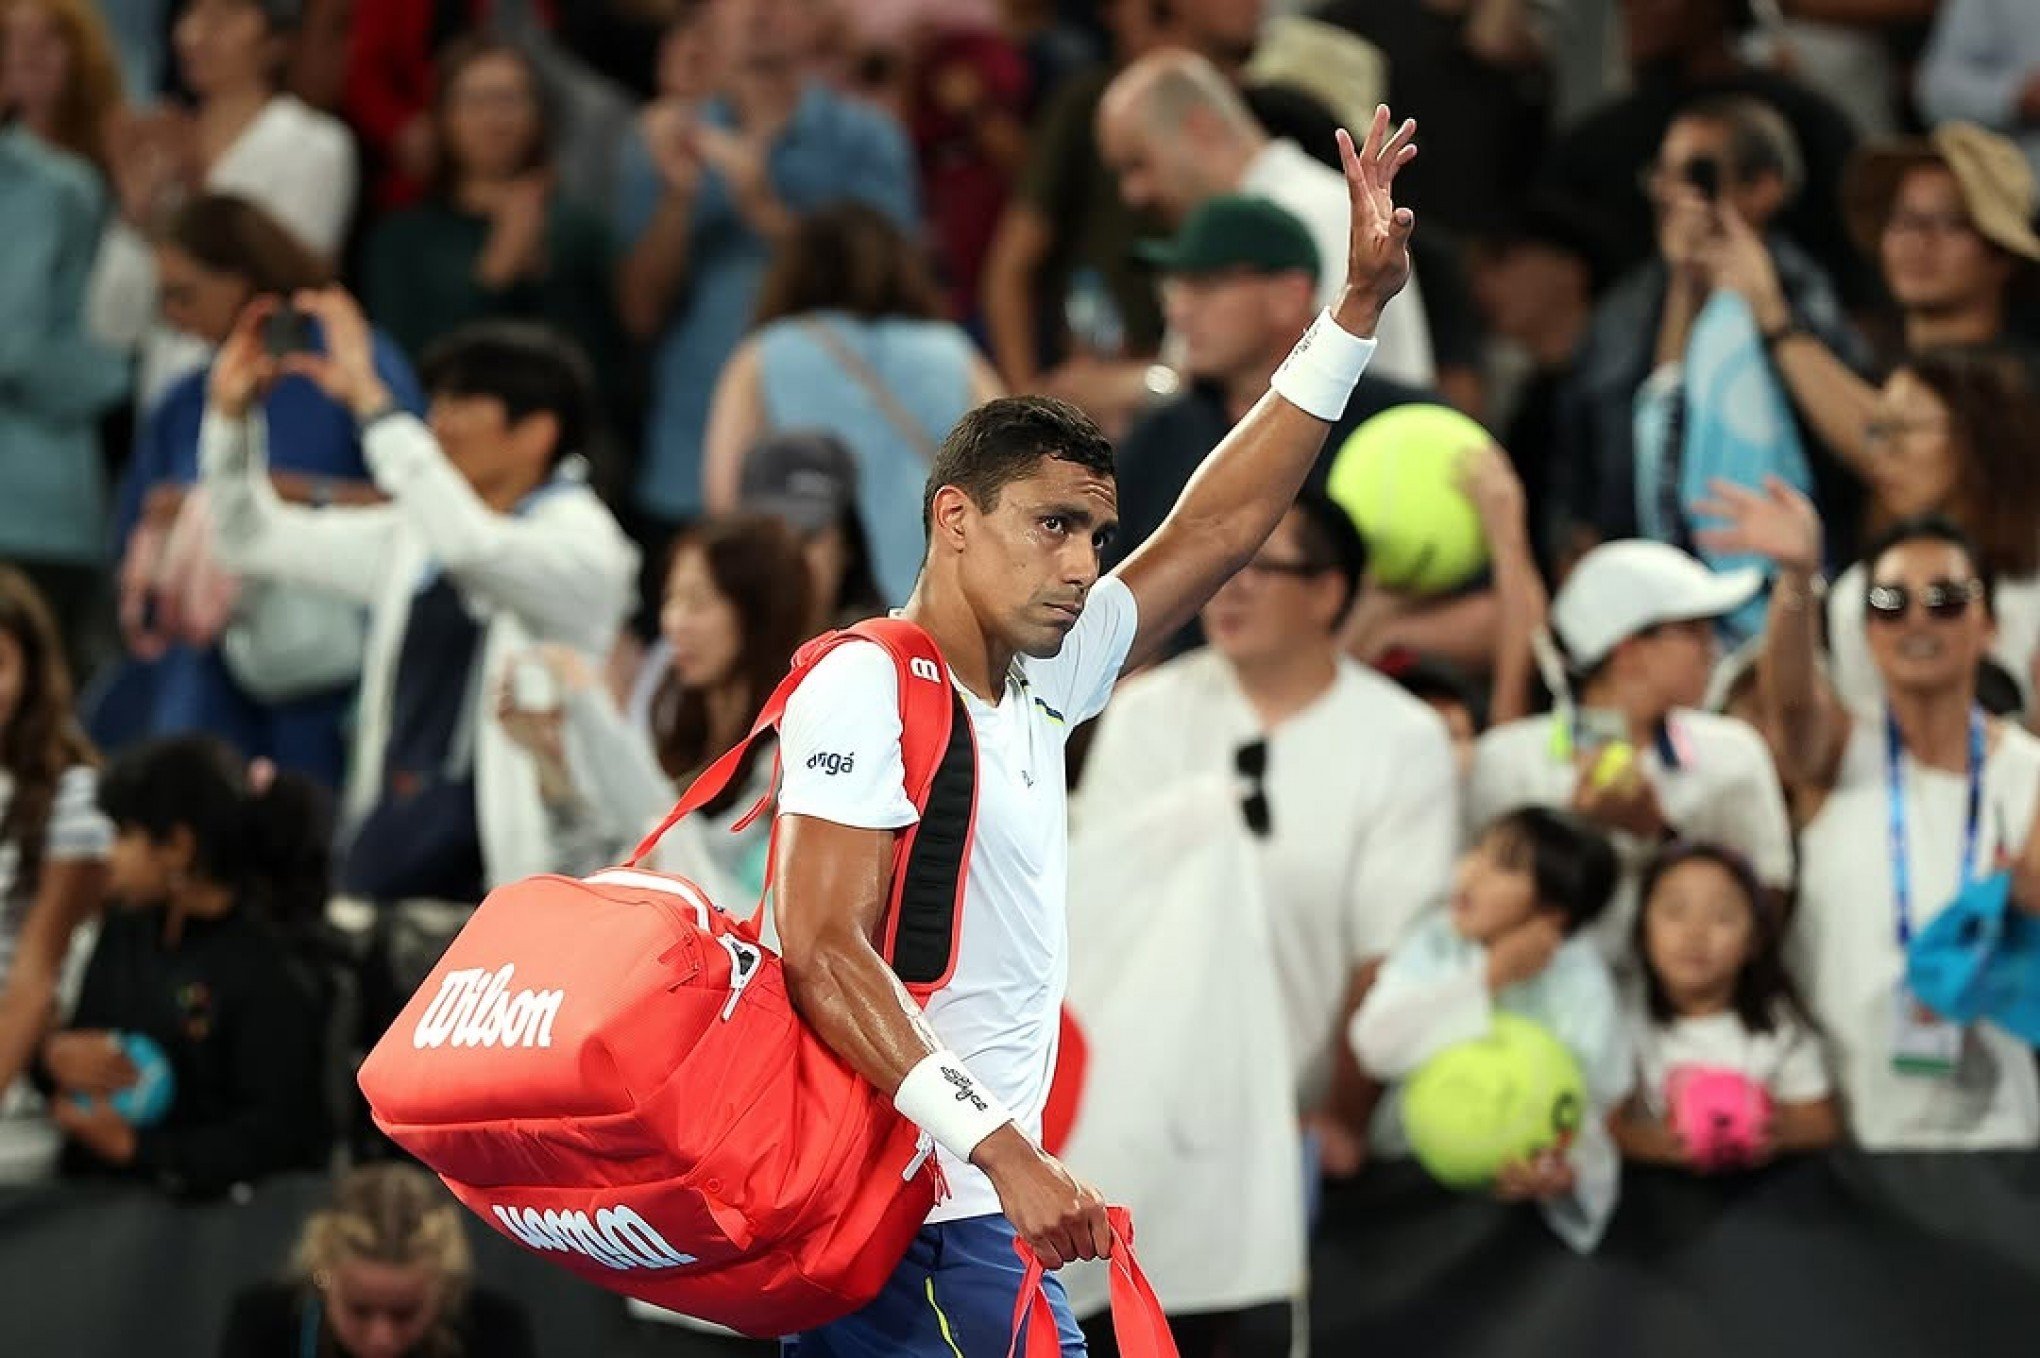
[1401, 1013, 1586, 1190]
[1325, 404, 1493, 595]
[73, 1031, 176, 1127]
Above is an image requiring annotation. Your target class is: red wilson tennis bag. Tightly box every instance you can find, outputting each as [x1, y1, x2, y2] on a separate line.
[357, 619, 980, 1337]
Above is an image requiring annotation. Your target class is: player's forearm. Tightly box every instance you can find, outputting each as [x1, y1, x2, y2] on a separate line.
[780, 927, 943, 1096]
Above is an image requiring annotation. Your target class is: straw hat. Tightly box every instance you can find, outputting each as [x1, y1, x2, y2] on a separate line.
[1842, 121, 2040, 263]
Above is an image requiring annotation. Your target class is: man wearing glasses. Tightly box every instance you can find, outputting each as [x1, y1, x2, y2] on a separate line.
[1077, 491, 1460, 1182]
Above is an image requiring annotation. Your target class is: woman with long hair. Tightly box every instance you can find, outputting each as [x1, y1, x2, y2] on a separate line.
[364, 36, 617, 401]
[37, 735, 329, 1195]
[500, 514, 814, 897]
[1822, 346, 2040, 716]
[0, 0, 132, 668]
[104, 193, 423, 788]
[702, 200, 1004, 607]
[219, 1162, 535, 1358]
[0, 568, 108, 1181]
[89, 0, 357, 411]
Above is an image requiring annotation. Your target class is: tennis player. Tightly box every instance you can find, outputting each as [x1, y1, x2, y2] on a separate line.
[773, 108, 1421, 1356]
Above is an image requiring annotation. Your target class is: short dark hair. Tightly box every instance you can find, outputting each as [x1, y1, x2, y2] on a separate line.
[921, 397, 1115, 536]
[754, 201, 946, 327]
[419, 322, 596, 467]
[1673, 92, 1804, 201]
[1393, 656, 1485, 729]
[1289, 490, 1368, 620]
[166, 194, 332, 294]
[1481, 805, 1620, 934]
[1636, 840, 1815, 1034]
[1860, 513, 1997, 618]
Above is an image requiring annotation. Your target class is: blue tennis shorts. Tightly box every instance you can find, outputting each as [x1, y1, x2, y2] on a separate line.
[782, 1215, 1087, 1357]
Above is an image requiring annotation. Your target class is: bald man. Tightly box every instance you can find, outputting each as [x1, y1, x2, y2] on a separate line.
[1096, 49, 1435, 389]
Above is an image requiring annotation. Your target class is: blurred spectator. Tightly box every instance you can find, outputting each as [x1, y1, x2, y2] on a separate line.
[1106, 197, 1423, 566]
[736, 432, 888, 632]
[1818, 349, 2040, 717]
[219, 1163, 536, 1358]
[107, 196, 422, 789]
[1560, 94, 1857, 553]
[1315, 0, 1551, 240]
[616, 0, 919, 541]
[0, 569, 109, 1183]
[1079, 493, 1460, 1186]
[278, 0, 347, 112]
[1741, 0, 1937, 137]
[89, 0, 357, 413]
[1916, 0, 2040, 184]
[1, 0, 121, 172]
[1350, 805, 1632, 1253]
[1612, 841, 1841, 1170]
[701, 202, 1002, 607]
[364, 36, 620, 418]
[501, 515, 812, 892]
[1392, 659, 1485, 786]
[1538, 0, 1863, 308]
[198, 293, 636, 909]
[343, 0, 559, 211]
[903, 19, 1032, 324]
[1095, 51, 1436, 393]
[38, 735, 328, 1197]
[0, 0, 133, 672]
[978, 2, 1348, 399]
[1468, 196, 1618, 573]
[1710, 487, 2040, 1149]
[1467, 541, 1796, 965]
[1704, 123, 2040, 556]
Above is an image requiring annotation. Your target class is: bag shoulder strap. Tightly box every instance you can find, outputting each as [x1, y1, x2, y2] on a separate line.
[625, 622, 977, 989]
[797, 317, 943, 465]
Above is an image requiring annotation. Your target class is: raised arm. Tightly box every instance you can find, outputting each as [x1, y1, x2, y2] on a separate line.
[1694, 476, 1842, 788]
[1114, 108, 1418, 670]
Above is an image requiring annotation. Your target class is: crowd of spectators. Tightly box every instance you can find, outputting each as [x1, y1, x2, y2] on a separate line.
[2, 0, 2039, 1354]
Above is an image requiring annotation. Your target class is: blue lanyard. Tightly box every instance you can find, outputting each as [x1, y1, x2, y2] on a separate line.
[1884, 707, 1986, 947]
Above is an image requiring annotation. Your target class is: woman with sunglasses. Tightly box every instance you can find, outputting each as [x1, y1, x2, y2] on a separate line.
[1700, 481, 2040, 1152]
[1819, 348, 2040, 719]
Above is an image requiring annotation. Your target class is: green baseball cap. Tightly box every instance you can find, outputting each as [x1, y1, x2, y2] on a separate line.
[1134, 195, 1321, 282]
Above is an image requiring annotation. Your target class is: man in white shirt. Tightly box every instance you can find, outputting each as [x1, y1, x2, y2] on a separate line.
[1095, 47, 1435, 389]
[1466, 540, 1796, 965]
[1079, 491, 1458, 1135]
[769, 109, 1421, 1356]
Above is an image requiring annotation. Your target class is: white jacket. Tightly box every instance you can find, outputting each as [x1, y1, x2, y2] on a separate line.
[200, 406, 638, 888]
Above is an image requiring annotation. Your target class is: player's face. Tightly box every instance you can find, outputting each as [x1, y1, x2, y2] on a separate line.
[957, 458, 1118, 660]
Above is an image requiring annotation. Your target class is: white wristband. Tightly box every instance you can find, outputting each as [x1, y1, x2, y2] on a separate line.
[894, 1050, 1014, 1162]
[1269, 308, 1378, 422]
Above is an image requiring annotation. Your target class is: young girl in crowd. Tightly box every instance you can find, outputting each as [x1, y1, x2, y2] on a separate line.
[501, 514, 815, 896]
[219, 1162, 535, 1358]
[37, 736, 328, 1197]
[0, 568, 109, 1179]
[1350, 806, 1633, 1251]
[1614, 842, 1841, 1171]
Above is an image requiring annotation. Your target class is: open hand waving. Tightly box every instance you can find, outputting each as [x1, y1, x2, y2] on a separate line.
[1333, 106, 1418, 335]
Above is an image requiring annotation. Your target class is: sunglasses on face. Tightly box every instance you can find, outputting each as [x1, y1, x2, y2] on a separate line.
[1235, 739, 1270, 838]
[1865, 578, 1985, 622]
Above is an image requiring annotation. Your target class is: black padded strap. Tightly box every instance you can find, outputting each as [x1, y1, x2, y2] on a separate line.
[889, 689, 976, 987]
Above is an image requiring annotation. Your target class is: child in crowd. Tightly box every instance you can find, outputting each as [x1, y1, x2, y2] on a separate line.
[1614, 842, 1840, 1170]
[37, 737, 329, 1197]
[0, 567, 109, 1181]
[219, 1162, 535, 1358]
[1350, 806, 1633, 1251]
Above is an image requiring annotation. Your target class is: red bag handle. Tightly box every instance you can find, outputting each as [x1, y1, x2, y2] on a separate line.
[1006, 1206, 1178, 1358]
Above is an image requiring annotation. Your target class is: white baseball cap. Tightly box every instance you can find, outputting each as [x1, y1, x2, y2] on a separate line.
[1551, 540, 1764, 669]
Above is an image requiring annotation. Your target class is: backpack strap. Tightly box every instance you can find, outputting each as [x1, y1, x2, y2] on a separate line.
[625, 619, 978, 998]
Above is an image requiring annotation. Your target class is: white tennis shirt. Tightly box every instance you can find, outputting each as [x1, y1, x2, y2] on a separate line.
[774, 577, 1140, 1222]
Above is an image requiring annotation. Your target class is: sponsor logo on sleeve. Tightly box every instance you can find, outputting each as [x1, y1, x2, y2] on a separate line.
[805, 750, 855, 776]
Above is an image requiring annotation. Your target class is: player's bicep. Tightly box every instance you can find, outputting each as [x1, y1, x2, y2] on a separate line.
[772, 815, 897, 961]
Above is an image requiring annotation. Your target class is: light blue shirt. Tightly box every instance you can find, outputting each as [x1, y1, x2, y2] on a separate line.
[0, 128, 130, 563]
[1918, 0, 2040, 182]
[615, 86, 919, 524]
[755, 314, 978, 604]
